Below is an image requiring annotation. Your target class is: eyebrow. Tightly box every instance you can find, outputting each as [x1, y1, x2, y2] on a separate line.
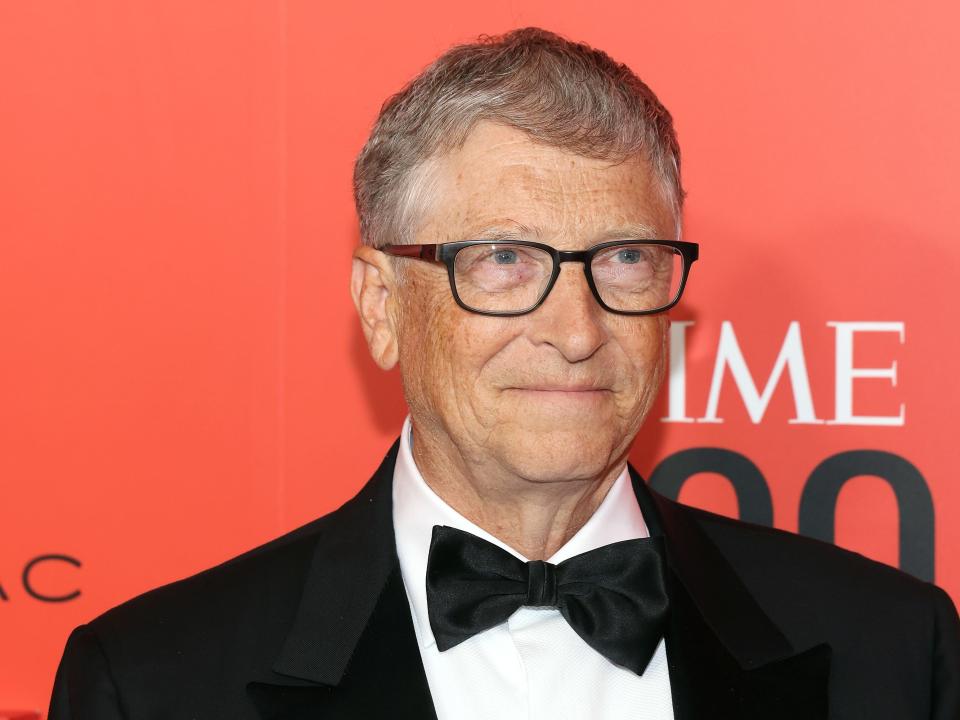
[595, 223, 662, 240]
[449, 220, 665, 243]
[447, 221, 539, 242]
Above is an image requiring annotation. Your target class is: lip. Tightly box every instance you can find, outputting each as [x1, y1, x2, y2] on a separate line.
[505, 387, 612, 406]
[506, 386, 612, 393]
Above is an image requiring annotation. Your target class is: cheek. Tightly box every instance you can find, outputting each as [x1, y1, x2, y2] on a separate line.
[613, 316, 668, 398]
[395, 275, 452, 403]
[396, 275, 515, 413]
[444, 319, 521, 397]
[432, 317, 530, 433]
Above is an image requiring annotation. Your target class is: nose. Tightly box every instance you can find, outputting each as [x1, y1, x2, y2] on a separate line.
[526, 263, 606, 363]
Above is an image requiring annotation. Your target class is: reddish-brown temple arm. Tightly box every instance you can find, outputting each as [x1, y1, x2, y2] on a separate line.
[381, 244, 440, 261]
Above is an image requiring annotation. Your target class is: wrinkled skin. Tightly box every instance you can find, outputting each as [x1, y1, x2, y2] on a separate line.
[351, 121, 677, 559]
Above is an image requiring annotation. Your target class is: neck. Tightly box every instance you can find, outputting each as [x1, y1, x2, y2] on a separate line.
[409, 422, 626, 560]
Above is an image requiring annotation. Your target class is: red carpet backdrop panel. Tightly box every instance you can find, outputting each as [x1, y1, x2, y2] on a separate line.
[1, 0, 958, 713]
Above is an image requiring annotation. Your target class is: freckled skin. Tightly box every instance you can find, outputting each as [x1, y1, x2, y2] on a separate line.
[351, 121, 677, 559]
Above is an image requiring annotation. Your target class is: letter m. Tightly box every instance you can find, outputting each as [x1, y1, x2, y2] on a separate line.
[700, 321, 821, 424]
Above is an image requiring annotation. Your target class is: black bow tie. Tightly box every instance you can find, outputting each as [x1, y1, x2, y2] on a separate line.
[425, 525, 670, 676]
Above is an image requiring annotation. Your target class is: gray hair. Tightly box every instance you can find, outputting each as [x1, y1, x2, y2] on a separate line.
[353, 27, 685, 249]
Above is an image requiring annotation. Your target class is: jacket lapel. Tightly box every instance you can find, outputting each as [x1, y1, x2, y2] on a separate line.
[246, 440, 438, 720]
[629, 466, 832, 719]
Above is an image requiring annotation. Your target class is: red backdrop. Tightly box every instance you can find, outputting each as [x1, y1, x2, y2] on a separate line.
[2, 0, 958, 714]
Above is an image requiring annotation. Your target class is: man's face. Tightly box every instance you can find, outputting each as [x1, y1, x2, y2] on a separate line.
[391, 121, 676, 483]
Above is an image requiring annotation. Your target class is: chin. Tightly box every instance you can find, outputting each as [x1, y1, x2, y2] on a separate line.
[494, 426, 620, 483]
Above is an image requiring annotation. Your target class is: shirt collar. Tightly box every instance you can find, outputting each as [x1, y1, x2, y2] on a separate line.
[391, 415, 650, 650]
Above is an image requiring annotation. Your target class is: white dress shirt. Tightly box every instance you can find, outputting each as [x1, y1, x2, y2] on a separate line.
[392, 416, 675, 720]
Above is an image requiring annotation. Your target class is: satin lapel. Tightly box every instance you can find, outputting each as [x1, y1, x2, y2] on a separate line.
[628, 466, 832, 720]
[663, 571, 831, 720]
[247, 567, 438, 720]
[246, 440, 438, 720]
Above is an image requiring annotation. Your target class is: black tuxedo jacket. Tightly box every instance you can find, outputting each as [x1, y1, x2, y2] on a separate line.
[49, 439, 960, 719]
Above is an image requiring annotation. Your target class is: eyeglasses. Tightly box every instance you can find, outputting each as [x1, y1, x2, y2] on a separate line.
[381, 239, 699, 316]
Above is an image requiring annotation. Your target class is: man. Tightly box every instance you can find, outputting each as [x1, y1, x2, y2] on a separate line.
[49, 27, 959, 720]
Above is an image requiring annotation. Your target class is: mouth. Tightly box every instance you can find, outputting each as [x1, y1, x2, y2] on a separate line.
[514, 385, 610, 392]
[504, 385, 613, 398]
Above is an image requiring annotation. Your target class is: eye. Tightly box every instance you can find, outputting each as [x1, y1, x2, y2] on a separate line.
[492, 249, 519, 264]
[615, 248, 645, 264]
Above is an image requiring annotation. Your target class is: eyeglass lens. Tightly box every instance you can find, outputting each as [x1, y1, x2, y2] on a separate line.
[452, 243, 682, 314]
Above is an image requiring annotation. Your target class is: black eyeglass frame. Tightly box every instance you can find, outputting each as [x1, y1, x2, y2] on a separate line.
[381, 239, 699, 317]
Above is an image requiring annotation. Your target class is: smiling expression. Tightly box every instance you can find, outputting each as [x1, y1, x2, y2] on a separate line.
[389, 121, 678, 484]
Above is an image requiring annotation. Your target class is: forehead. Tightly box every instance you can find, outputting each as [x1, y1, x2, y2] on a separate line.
[415, 121, 676, 244]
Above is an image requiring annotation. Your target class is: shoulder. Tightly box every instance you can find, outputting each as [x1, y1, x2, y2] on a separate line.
[663, 497, 960, 715]
[69, 441, 400, 673]
[665, 495, 957, 647]
[674, 496, 945, 605]
[51, 510, 341, 710]
[76, 506, 338, 676]
[52, 444, 401, 712]
[110, 511, 328, 615]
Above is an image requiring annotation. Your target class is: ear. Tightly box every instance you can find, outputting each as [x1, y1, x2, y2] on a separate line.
[351, 245, 400, 370]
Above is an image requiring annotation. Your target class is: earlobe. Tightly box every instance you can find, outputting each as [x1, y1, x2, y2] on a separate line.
[351, 247, 400, 370]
